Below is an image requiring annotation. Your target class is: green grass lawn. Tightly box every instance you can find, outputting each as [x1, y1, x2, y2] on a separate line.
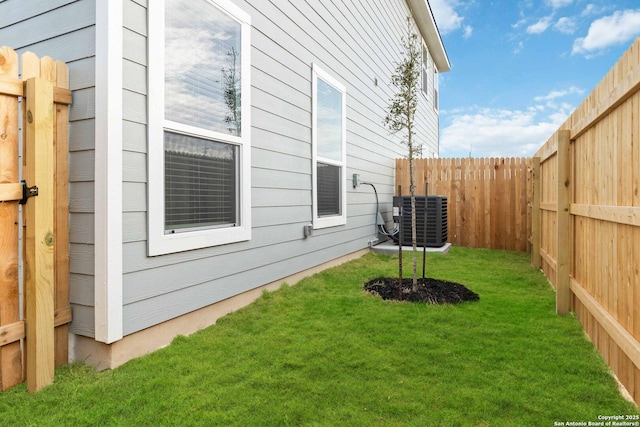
[2, 247, 638, 426]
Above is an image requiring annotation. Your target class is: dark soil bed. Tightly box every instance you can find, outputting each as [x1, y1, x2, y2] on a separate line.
[364, 277, 479, 304]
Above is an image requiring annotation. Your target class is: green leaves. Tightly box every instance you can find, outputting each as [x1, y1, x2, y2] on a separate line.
[384, 18, 421, 154]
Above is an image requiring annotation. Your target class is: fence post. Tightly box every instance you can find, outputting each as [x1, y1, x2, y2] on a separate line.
[23, 76, 55, 392]
[556, 130, 572, 315]
[531, 157, 541, 269]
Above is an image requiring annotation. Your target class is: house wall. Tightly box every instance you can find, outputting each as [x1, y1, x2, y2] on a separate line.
[118, 0, 442, 337]
[419, 48, 440, 159]
[1, 0, 443, 343]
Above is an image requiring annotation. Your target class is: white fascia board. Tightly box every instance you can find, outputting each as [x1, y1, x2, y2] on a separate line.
[407, 0, 451, 72]
[94, 0, 123, 344]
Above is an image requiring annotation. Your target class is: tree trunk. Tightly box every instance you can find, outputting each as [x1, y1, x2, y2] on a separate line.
[408, 116, 418, 292]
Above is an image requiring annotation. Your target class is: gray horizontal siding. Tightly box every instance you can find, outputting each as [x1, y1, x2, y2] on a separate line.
[123, 27, 146, 66]
[123, 60, 146, 94]
[69, 151, 94, 181]
[121, 4, 149, 338]
[253, 145, 310, 174]
[0, 0, 94, 51]
[122, 234, 368, 335]
[124, 0, 146, 36]
[0, 0, 78, 26]
[67, 57, 95, 91]
[13, 25, 95, 65]
[70, 305, 95, 337]
[123, 182, 146, 212]
[69, 182, 94, 213]
[69, 88, 95, 121]
[252, 206, 311, 228]
[123, 121, 147, 153]
[252, 87, 309, 126]
[69, 213, 94, 244]
[252, 168, 310, 190]
[69, 273, 94, 306]
[122, 90, 146, 123]
[123, 212, 146, 243]
[69, 119, 95, 151]
[114, 0, 439, 336]
[252, 106, 310, 144]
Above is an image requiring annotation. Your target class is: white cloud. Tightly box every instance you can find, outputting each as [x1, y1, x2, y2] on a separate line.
[439, 90, 579, 157]
[546, 0, 573, 9]
[512, 17, 527, 29]
[581, 4, 595, 16]
[533, 86, 584, 102]
[440, 107, 566, 157]
[513, 41, 524, 54]
[462, 25, 473, 39]
[527, 16, 553, 34]
[554, 16, 577, 34]
[429, 0, 466, 35]
[581, 4, 609, 18]
[572, 9, 640, 55]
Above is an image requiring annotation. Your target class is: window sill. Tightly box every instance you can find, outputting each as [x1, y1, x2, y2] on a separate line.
[148, 225, 251, 256]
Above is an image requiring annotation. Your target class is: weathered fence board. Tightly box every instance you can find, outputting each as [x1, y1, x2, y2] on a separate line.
[396, 157, 532, 252]
[533, 37, 640, 405]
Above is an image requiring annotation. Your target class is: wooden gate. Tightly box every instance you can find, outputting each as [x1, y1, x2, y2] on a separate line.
[0, 47, 71, 391]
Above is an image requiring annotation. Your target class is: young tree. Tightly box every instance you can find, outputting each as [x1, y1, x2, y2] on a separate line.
[384, 17, 422, 291]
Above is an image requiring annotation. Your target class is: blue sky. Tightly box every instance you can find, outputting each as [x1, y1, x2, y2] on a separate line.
[430, 0, 640, 158]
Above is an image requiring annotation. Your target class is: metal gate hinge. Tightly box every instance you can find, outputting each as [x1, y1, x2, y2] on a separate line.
[19, 180, 38, 205]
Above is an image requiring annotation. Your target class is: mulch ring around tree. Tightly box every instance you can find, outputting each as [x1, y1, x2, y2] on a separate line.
[363, 277, 480, 304]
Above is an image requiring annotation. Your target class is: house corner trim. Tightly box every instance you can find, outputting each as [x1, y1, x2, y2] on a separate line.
[94, 0, 124, 344]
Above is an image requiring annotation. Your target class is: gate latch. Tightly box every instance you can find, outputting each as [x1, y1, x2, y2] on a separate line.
[19, 180, 38, 205]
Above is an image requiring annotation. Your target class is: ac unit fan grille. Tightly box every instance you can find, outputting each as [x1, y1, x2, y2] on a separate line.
[392, 196, 448, 247]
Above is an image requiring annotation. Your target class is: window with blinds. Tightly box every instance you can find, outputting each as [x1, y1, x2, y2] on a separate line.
[164, 132, 237, 232]
[163, 0, 242, 233]
[312, 64, 347, 228]
[147, 0, 251, 255]
[316, 162, 341, 216]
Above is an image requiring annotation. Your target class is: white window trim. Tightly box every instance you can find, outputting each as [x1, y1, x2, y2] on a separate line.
[421, 42, 429, 98]
[433, 65, 440, 112]
[147, 0, 252, 256]
[311, 64, 347, 229]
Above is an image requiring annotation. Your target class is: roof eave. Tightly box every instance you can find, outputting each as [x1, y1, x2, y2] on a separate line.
[407, 0, 451, 72]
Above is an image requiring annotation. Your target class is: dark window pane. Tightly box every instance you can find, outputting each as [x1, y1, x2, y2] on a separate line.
[164, 132, 237, 231]
[317, 162, 341, 217]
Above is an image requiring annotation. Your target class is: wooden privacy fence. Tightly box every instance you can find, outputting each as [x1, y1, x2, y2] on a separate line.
[532, 37, 640, 405]
[0, 46, 71, 391]
[396, 157, 532, 252]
